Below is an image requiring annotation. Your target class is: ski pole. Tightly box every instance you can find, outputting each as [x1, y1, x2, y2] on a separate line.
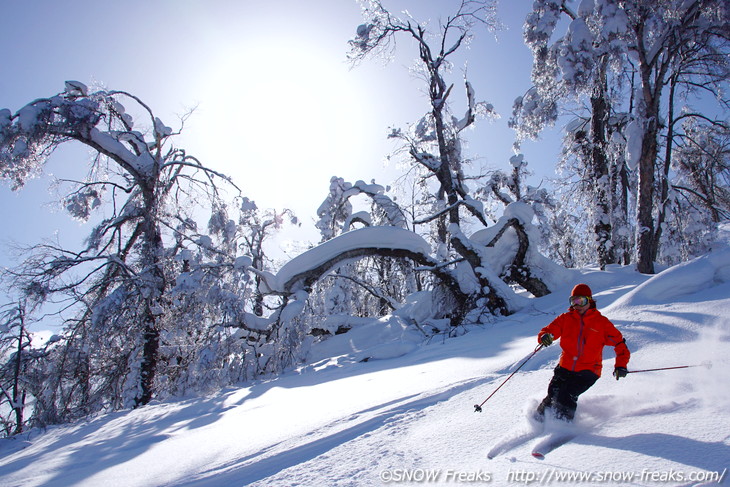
[627, 361, 712, 374]
[474, 343, 543, 413]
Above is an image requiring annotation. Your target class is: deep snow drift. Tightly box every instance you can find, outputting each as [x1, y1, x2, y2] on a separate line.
[1, 251, 729, 486]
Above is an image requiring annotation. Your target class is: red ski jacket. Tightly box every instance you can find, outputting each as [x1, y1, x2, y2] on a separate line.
[538, 307, 630, 376]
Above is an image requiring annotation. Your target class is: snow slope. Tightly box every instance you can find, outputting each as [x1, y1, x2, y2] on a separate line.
[1, 258, 729, 487]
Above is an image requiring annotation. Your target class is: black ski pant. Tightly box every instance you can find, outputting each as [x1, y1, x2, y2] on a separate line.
[536, 366, 599, 421]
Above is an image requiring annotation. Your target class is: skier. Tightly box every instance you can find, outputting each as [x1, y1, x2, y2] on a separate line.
[535, 283, 630, 422]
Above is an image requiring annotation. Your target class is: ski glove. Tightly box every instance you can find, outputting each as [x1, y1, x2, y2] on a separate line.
[613, 367, 628, 380]
[540, 333, 554, 347]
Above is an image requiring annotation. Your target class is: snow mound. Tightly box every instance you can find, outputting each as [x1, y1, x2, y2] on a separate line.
[609, 247, 730, 308]
[306, 315, 423, 366]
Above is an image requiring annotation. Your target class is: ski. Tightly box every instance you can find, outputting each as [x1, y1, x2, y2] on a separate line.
[487, 426, 544, 459]
[530, 432, 577, 459]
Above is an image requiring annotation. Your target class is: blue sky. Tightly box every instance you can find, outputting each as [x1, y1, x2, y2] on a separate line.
[0, 0, 560, 270]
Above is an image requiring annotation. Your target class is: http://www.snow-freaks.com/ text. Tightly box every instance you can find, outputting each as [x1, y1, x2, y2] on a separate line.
[378, 467, 727, 484]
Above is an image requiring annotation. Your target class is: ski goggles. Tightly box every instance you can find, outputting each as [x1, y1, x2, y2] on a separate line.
[569, 296, 590, 307]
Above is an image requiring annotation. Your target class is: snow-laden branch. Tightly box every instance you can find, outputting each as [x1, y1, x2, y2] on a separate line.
[470, 202, 570, 296]
[258, 227, 438, 295]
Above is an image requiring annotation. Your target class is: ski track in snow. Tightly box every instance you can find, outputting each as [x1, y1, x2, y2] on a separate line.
[175, 376, 492, 486]
[1, 263, 730, 487]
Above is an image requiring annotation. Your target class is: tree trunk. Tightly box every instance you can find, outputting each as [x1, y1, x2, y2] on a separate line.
[11, 327, 25, 435]
[136, 320, 160, 407]
[635, 116, 659, 274]
[590, 69, 614, 269]
[504, 219, 550, 297]
[429, 71, 508, 315]
[612, 159, 632, 266]
[134, 186, 165, 408]
[652, 74, 678, 263]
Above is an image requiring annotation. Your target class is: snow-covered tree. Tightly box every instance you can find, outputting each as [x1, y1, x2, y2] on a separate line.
[515, 0, 635, 270]
[0, 302, 69, 436]
[233, 198, 298, 316]
[0, 83, 243, 420]
[348, 0, 556, 320]
[656, 119, 730, 263]
[673, 121, 730, 223]
[0, 302, 31, 436]
[478, 152, 557, 254]
[611, 0, 729, 273]
[307, 178, 420, 336]
[652, 27, 730, 262]
[515, 0, 729, 273]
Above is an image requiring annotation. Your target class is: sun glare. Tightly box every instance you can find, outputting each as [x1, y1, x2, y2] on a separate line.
[194, 41, 373, 212]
